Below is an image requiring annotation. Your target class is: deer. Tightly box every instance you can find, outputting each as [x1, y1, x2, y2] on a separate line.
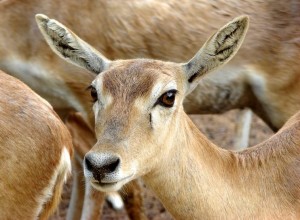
[0, 70, 73, 219]
[36, 14, 300, 219]
[3, 0, 300, 218]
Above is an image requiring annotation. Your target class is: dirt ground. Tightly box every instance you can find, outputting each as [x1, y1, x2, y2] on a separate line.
[50, 109, 273, 220]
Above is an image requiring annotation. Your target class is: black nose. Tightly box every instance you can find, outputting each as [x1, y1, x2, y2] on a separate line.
[84, 153, 120, 182]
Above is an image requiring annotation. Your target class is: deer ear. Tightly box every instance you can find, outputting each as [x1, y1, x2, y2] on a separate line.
[182, 16, 249, 93]
[35, 14, 110, 74]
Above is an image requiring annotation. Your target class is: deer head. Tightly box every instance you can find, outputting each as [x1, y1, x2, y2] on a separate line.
[36, 14, 249, 192]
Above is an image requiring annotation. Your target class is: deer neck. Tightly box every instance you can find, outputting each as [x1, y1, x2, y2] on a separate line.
[143, 112, 236, 219]
[143, 112, 300, 219]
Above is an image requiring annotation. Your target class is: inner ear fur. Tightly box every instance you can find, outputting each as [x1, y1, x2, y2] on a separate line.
[35, 14, 110, 74]
[183, 16, 249, 85]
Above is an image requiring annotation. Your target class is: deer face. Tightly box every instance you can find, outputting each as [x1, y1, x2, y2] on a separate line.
[84, 60, 186, 191]
[36, 14, 248, 191]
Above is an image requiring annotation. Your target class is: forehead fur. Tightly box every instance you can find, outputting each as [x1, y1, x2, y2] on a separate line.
[102, 59, 173, 101]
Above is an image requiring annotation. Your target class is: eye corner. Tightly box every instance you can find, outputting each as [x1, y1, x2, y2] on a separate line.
[85, 85, 93, 92]
[86, 85, 98, 103]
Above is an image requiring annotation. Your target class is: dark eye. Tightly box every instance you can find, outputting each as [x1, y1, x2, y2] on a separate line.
[90, 86, 98, 102]
[157, 90, 177, 108]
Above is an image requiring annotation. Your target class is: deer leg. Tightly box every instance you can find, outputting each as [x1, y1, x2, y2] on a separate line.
[233, 108, 252, 150]
[66, 155, 85, 220]
[80, 179, 106, 220]
[121, 180, 148, 220]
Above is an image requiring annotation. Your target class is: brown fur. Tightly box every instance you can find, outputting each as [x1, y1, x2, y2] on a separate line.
[145, 110, 300, 219]
[0, 70, 73, 219]
[104, 61, 158, 101]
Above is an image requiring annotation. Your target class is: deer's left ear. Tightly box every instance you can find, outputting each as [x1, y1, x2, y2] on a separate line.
[182, 16, 249, 94]
[35, 14, 110, 74]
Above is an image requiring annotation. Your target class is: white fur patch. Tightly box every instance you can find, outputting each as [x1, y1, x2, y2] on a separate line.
[151, 81, 177, 99]
[36, 147, 71, 216]
[246, 68, 278, 121]
[150, 82, 164, 105]
[106, 192, 124, 210]
[92, 76, 113, 121]
[233, 108, 252, 150]
[129, 80, 178, 131]
[246, 68, 267, 100]
[61, 147, 72, 181]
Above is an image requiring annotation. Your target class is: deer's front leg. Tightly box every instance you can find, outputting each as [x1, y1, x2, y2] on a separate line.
[121, 180, 148, 220]
[66, 156, 85, 220]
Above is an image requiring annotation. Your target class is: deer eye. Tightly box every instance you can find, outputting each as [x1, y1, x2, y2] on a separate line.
[157, 90, 177, 108]
[90, 86, 98, 102]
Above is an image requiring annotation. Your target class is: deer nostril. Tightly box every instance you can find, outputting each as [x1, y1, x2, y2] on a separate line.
[85, 154, 95, 172]
[105, 158, 120, 173]
[97, 157, 120, 181]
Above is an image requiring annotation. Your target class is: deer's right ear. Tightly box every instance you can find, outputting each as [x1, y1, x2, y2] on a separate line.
[182, 16, 249, 94]
[35, 14, 110, 74]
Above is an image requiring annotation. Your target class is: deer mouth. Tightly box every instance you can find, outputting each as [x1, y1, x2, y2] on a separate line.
[90, 174, 134, 192]
[91, 180, 119, 191]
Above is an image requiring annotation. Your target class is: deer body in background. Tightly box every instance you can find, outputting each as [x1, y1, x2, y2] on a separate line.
[38, 13, 300, 219]
[0, 70, 73, 219]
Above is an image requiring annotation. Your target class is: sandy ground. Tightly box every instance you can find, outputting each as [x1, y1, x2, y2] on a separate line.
[50, 109, 273, 220]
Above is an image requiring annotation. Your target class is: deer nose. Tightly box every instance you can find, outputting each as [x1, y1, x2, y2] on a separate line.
[84, 153, 121, 182]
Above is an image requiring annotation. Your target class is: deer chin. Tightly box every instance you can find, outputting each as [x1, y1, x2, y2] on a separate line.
[89, 173, 135, 192]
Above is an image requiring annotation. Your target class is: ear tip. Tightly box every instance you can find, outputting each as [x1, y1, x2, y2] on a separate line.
[236, 15, 250, 26]
[241, 15, 250, 22]
[35, 14, 49, 24]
